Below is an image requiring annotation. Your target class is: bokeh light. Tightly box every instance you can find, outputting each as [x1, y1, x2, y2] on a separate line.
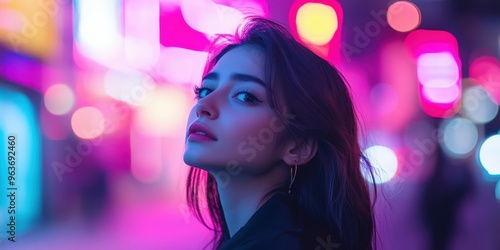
[440, 117, 478, 158]
[462, 86, 499, 124]
[74, 0, 122, 66]
[405, 29, 459, 59]
[104, 69, 155, 106]
[71, 106, 105, 139]
[387, 1, 421, 32]
[406, 29, 461, 118]
[417, 54, 461, 116]
[296, 2, 338, 46]
[478, 134, 500, 175]
[44, 84, 75, 115]
[362, 145, 398, 184]
[135, 86, 189, 136]
[417, 52, 461, 107]
[0, 1, 57, 59]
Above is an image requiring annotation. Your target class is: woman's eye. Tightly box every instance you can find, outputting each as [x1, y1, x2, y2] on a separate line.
[235, 92, 262, 103]
[193, 86, 212, 99]
[194, 86, 262, 103]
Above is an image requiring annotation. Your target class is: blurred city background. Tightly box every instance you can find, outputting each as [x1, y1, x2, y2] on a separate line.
[0, 0, 499, 249]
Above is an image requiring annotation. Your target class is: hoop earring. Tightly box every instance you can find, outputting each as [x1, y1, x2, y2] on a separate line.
[288, 161, 298, 194]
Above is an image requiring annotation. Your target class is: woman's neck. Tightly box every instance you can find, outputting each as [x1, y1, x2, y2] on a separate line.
[214, 165, 288, 237]
[217, 182, 268, 237]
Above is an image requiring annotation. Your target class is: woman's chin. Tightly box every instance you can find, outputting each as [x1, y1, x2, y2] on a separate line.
[183, 153, 216, 170]
[182, 153, 199, 167]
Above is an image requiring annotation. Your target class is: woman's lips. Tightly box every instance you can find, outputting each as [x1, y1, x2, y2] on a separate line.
[188, 133, 217, 141]
[188, 122, 217, 141]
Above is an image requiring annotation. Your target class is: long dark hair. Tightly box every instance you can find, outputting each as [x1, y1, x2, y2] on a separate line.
[186, 17, 377, 250]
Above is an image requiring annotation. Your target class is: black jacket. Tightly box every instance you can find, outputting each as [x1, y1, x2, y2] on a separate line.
[219, 192, 343, 250]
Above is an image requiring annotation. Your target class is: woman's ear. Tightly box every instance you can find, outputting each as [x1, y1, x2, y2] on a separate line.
[281, 137, 318, 165]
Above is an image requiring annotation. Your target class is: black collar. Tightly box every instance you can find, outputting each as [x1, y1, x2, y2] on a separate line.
[219, 192, 341, 250]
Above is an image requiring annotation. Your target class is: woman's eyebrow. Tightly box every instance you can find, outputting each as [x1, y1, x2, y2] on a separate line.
[202, 72, 266, 87]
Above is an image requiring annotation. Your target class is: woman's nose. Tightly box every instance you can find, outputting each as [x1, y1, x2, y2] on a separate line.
[194, 100, 218, 119]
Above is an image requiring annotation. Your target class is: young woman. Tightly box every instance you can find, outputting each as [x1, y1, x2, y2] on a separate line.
[183, 17, 377, 250]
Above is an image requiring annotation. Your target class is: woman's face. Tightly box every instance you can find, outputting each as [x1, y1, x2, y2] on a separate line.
[183, 45, 287, 176]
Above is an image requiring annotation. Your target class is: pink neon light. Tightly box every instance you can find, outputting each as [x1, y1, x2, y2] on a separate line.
[155, 47, 207, 85]
[405, 30, 459, 58]
[406, 30, 462, 118]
